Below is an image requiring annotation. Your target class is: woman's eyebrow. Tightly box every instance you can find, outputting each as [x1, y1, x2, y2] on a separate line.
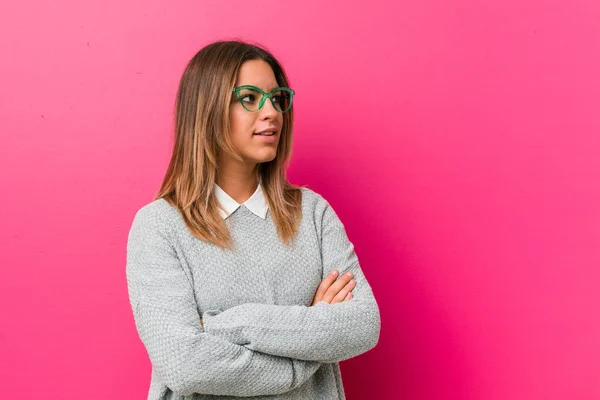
[239, 84, 280, 92]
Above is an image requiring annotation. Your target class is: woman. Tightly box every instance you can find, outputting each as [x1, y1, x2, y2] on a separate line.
[126, 40, 381, 399]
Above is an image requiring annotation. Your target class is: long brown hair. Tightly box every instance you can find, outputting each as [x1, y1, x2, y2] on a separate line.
[155, 40, 304, 250]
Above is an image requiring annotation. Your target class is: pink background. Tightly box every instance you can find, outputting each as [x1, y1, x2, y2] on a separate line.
[1, 1, 599, 398]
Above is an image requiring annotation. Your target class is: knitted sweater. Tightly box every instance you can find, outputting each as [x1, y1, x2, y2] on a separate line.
[125, 187, 381, 399]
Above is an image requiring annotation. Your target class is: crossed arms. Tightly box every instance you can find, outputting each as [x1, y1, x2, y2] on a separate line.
[125, 200, 381, 396]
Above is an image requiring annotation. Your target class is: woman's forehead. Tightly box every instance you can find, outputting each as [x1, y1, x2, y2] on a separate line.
[235, 60, 279, 91]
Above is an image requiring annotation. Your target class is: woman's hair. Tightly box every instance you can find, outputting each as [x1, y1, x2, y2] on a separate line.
[155, 40, 304, 250]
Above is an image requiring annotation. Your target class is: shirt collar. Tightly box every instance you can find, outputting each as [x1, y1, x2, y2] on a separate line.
[213, 179, 268, 220]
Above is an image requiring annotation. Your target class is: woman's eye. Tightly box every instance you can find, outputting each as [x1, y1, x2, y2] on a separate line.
[241, 94, 256, 103]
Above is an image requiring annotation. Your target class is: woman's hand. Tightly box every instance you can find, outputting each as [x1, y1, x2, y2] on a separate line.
[311, 270, 356, 306]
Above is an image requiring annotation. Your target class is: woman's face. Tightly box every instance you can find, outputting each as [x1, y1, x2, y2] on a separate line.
[228, 59, 284, 166]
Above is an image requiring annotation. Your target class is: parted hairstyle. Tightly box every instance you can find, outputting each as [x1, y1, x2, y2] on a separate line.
[155, 40, 304, 250]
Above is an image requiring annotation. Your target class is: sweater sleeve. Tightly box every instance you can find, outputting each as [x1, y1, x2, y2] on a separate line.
[202, 196, 381, 363]
[126, 206, 321, 397]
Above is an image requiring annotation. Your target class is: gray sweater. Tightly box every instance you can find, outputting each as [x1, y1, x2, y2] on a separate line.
[126, 187, 381, 399]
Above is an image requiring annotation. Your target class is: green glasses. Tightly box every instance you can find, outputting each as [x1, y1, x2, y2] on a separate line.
[232, 85, 295, 113]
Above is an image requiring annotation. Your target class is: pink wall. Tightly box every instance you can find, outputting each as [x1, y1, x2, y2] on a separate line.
[1, 1, 599, 398]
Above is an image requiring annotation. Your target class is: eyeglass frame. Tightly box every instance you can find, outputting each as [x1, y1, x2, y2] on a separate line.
[231, 85, 295, 113]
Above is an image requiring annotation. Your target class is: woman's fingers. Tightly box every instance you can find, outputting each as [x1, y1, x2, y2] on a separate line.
[330, 278, 356, 304]
[311, 269, 339, 306]
[311, 270, 358, 306]
[322, 271, 355, 303]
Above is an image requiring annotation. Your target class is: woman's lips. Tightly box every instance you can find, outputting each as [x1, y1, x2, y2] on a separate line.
[253, 133, 277, 143]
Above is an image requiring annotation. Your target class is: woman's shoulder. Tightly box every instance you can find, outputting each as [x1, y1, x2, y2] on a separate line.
[135, 197, 177, 216]
[298, 186, 347, 231]
[130, 198, 182, 231]
[299, 185, 332, 212]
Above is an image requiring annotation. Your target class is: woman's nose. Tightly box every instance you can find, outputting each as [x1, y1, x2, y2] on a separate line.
[259, 97, 278, 119]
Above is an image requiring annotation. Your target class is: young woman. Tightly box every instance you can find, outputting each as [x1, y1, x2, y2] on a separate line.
[126, 40, 381, 399]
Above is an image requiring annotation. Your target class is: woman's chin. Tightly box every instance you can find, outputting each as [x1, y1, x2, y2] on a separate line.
[250, 150, 278, 164]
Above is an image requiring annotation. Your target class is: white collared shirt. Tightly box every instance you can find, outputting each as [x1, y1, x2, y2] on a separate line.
[213, 180, 268, 220]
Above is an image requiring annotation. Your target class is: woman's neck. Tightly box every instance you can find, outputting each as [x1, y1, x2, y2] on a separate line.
[215, 165, 260, 204]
